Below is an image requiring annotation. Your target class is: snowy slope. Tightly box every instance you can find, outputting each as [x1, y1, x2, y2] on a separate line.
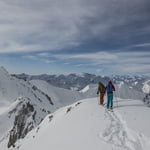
[115, 81, 145, 100]
[0, 66, 149, 150]
[30, 80, 84, 107]
[0, 67, 58, 148]
[142, 80, 150, 94]
[142, 80, 150, 106]
[0, 68, 66, 147]
[80, 82, 145, 100]
[0, 67, 85, 148]
[6, 97, 150, 150]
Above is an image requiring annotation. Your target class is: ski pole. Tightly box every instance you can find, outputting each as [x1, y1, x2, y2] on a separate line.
[115, 92, 118, 108]
[97, 94, 100, 105]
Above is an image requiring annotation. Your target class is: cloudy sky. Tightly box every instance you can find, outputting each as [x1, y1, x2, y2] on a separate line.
[0, 0, 150, 75]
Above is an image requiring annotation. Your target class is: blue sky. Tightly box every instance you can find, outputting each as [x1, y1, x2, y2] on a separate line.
[0, 0, 150, 75]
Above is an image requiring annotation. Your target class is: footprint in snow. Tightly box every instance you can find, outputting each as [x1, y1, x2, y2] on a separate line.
[99, 110, 144, 150]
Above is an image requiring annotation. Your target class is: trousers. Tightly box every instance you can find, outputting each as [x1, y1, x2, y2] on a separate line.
[107, 93, 113, 108]
[99, 93, 105, 104]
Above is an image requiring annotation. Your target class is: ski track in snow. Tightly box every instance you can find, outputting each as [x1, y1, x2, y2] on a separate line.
[99, 109, 148, 150]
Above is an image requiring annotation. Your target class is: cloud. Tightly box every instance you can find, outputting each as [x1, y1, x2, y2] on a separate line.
[64, 62, 70, 65]
[130, 43, 150, 48]
[96, 69, 102, 73]
[22, 54, 55, 64]
[47, 50, 150, 74]
[114, 51, 150, 64]
[0, 0, 98, 53]
[37, 53, 50, 57]
[22, 55, 37, 60]
[115, 64, 150, 73]
[0, 0, 149, 53]
[40, 59, 55, 64]
[1, 0, 150, 75]
[45, 51, 150, 65]
[74, 64, 86, 67]
[70, 52, 117, 60]
[52, 52, 117, 61]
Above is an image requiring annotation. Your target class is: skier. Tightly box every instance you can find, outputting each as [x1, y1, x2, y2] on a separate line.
[106, 81, 115, 110]
[97, 82, 106, 105]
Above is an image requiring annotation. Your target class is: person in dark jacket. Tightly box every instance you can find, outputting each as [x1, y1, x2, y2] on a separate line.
[106, 81, 115, 109]
[97, 82, 106, 105]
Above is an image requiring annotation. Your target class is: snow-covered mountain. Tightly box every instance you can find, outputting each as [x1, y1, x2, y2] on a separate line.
[79, 82, 145, 100]
[142, 80, 150, 106]
[13, 73, 110, 91]
[0, 67, 83, 148]
[0, 67, 149, 150]
[112, 75, 150, 93]
[14, 73, 150, 101]
[30, 78, 146, 102]
[30, 80, 84, 107]
[14, 73, 150, 93]
[142, 80, 150, 94]
[0, 67, 56, 148]
[3, 98, 150, 150]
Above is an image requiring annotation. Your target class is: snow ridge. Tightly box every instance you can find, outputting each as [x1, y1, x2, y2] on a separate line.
[6, 98, 150, 150]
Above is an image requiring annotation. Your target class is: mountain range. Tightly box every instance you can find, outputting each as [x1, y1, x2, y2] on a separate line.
[0, 66, 149, 150]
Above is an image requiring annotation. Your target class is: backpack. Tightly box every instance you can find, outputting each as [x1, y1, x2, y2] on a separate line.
[98, 83, 106, 93]
[106, 84, 113, 93]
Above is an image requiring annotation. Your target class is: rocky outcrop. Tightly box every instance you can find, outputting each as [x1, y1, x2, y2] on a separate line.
[143, 93, 150, 107]
[8, 101, 35, 148]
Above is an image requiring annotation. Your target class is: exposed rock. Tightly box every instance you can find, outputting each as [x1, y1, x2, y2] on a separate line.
[66, 107, 72, 113]
[8, 101, 35, 148]
[143, 93, 150, 107]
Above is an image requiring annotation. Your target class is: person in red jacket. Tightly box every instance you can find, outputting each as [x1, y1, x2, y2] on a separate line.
[97, 82, 106, 105]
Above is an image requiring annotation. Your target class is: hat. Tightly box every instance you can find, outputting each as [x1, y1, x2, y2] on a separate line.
[109, 81, 112, 84]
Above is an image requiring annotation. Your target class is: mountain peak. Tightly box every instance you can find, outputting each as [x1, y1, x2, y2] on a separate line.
[0, 66, 9, 75]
